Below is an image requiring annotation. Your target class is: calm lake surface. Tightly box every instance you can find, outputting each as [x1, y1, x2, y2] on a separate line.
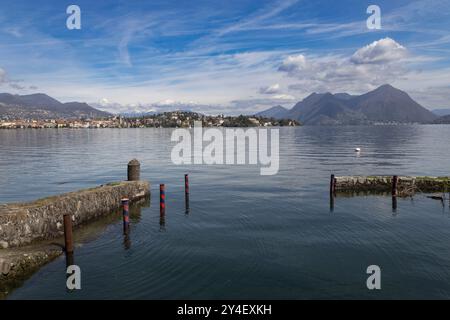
[2, 125, 450, 299]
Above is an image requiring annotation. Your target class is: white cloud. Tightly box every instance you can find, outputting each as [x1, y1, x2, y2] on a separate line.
[278, 54, 307, 73]
[279, 38, 411, 95]
[259, 83, 281, 94]
[272, 94, 295, 100]
[4, 27, 23, 38]
[350, 38, 408, 65]
[99, 98, 110, 106]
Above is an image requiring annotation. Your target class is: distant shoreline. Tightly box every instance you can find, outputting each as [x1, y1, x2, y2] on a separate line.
[2, 123, 449, 130]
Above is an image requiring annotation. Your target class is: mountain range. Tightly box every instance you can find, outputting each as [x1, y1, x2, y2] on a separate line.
[0, 85, 446, 124]
[432, 108, 450, 117]
[0, 93, 110, 119]
[256, 84, 438, 125]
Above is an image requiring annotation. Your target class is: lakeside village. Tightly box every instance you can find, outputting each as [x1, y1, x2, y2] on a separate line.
[0, 111, 298, 129]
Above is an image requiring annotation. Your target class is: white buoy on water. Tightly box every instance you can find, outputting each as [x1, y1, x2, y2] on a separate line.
[355, 147, 361, 152]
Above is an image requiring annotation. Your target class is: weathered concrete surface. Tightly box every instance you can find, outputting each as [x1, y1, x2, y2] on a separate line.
[0, 181, 150, 248]
[335, 176, 450, 194]
[0, 196, 150, 299]
[0, 245, 62, 299]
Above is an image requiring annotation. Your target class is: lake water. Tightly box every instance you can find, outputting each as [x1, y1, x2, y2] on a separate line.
[1, 125, 450, 299]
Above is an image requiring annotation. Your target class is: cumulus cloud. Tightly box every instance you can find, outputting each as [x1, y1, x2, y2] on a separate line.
[278, 54, 307, 73]
[259, 83, 281, 94]
[278, 38, 410, 94]
[350, 38, 407, 64]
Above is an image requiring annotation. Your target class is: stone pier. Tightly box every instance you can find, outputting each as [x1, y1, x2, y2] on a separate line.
[334, 176, 450, 194]
[0, 180, 150, 298]
[0, 180, 150, 249]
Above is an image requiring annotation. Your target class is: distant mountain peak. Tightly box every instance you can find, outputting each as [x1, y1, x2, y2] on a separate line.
[0, 92, 111, 119]
[256, 84, 436, 125]
[372, 84, 401, 93]
[378, 83, 395, 89]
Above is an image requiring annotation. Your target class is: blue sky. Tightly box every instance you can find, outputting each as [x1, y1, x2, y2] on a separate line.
[0, 0, 449, 114]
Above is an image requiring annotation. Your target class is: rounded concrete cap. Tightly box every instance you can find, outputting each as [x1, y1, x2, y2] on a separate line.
[128, 159, 140, 166]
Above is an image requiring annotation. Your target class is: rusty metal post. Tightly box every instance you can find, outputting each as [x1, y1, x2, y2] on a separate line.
[330, 193, 335, 212]
[185, 174, 190, 214]
[65, 252, 74, 268]
[392, 175, 398, 197]
[160, 184, 166, 231]
[330, 174, 336, 195]
[160, 184, 165, 214]
[122, 198, 130, 235]
[392, 196, 398, 212]
[63, 214, 74, 254]
[127, 159, 140, 181]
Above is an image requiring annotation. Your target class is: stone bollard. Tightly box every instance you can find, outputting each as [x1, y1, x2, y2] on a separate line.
[127, 159, 141, 181]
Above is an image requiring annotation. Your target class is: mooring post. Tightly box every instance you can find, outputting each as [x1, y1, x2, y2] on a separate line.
[391, 175, 398, 212]
[185, 174, 190, 214]
[330, 174, 336, 195]
[65, 251, 74, 268]
[160, 184, 166, 214]
[127, 159, 140, 181]
[329, 174, 336, 212]
[185, 174, 189, 197]
[122, 198, 130, 235]
[63, 214, 74, 254]
[392, 175, 398, 197]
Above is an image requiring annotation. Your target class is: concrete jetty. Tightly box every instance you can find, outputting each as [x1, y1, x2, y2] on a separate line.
[0, 181, 150, 249]
[333, 176, 450, 194]
[0, 159, 150, 298]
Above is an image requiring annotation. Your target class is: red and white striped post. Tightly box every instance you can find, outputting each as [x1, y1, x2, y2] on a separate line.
[160, 184, 166, 215]
[185, 174, 190, 213]
[122, 198, 130, 235]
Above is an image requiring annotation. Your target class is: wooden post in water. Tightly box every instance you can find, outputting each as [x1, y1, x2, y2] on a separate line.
[185, 174, 190, 214]
[122, 198, 130, 235]
[127, 159, 140, 181]
[63, 214, 74, 254]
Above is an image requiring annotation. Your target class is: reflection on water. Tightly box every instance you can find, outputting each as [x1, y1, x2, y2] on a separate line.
[2, 126, 450, 299]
